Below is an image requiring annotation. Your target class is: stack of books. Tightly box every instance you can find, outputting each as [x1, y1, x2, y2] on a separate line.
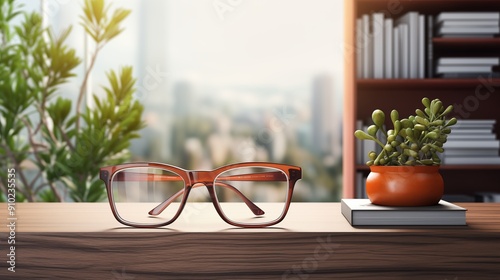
[435, 12, 500, 38]
[341, 199, 467, 226]
[356, 11, 426, 79]
[443, 119, 500, 165]
[436, 57, 500, 78]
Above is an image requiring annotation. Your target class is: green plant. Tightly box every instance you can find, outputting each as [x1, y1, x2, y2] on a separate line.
[0, 0, 145, 202]
[354, 97, 457, 166]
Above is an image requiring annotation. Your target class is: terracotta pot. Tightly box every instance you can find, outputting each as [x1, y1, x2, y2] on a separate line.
[366, 165, 444, 207]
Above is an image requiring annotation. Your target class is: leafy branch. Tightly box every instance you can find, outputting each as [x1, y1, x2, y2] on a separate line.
[0, 0, 144, 202]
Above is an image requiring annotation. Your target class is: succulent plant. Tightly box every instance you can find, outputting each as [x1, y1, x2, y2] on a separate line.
[354, 97, 457, 166]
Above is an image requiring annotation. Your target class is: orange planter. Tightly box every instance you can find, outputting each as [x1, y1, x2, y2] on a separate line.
[366, 165, 444, 207]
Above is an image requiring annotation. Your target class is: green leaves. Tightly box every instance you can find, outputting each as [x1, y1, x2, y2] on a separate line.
[355, 98, 457, 166]
[0, 0, 142, 202]
[81, 0, 131, 44]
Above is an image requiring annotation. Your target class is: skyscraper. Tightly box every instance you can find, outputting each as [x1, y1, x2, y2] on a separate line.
[311, 74, 341, 162]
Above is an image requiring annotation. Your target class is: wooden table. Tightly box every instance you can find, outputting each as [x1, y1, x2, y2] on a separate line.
[1, 202, 499, 279]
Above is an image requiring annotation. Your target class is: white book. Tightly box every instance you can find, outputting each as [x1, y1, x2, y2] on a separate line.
[439, 20, 499, 27]
[384, 18, 393, 79]
[393, 25, 400, 79]
[438, 26, 500, 35]
[436, 65, 494, 74]
[457, 119, 496, 125]
[440, 73, 500, 78]
[356, 120, 364, 164]
[444, 140, 500, 149]
[396, 12, 419, 79]
[341, 199, 467, 226]
[444, 149, 499, 157]
[362, 14, 371, 79]
[418, 15, 425, 79]
[452, 129, 493, 134]
[355, 173, 368, 199]
[447, 134, 497, 140]
[439, 34, 495, 38]
[399, 24, 409, 79]
[444, 156, 500, 165]
[427, 15, 434, 78]
[436, 12, 500, 22]
[373, 13, 385, 79]
[438, 57, 500, 65]
[362, 125, 377, 164]
[356, 18, 363, 79]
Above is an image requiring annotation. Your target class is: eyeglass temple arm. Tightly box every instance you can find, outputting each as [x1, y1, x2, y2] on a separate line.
[114, 171, 287, 216]
[148, 182, 265, 216]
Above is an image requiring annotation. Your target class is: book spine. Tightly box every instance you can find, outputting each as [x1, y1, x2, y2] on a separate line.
[356, 18, 363, 79]
[362, 14, 370, 79]
[418, 15, 425, 79]
[427, 15, 434, 78]
[384, 18, 393, 79]
[400, 24, 409, 79]
[393, 25, 400, 78]
[373, 13, 384, 79]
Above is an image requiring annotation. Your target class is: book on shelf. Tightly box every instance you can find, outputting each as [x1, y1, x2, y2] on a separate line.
[356, 11, 426, 79]
[436, 65, 497, 74]
[393, 25, 400, 78]
[373, 13, 385, 79]
[444, 148, 499, 157]
[399, 23, 409, 79]
[384, 18, 393, 79]
[444, 156, 500, 165]
[355, 172, 367, 199]
[437, 57, 500, 65]
[356, 121, 391, 166]
[341, 199, 467, 226]
[435, 12, 500, 38]
[436, 12, 500, 22]
[437, 26, 500, 36]
[426, 15, 434, 78]
[396, 12, 420, 79]
[362, 14, 370, 79]
[444, 140, 499, 149]
[418, 15, 425, 79]
[356, 11, 500, 79]
[447, 133, 497, 140]
[356, 18, 363, 79]
[438, 20, 500, 27]
[440, 73, 500, 78]
[456, 119, 496, 125]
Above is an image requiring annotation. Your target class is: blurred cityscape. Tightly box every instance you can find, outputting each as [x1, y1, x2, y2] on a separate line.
[21, 0, 344, 201]
[131, 74, 343, 202]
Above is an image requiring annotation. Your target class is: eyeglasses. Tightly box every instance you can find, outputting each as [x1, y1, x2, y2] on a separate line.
[99, 162, 302, 228]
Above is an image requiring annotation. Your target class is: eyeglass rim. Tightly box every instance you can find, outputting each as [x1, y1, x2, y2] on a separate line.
[99, 161, 302, 228]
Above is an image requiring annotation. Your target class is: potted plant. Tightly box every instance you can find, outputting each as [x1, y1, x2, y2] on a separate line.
[354, 97, 457, 206]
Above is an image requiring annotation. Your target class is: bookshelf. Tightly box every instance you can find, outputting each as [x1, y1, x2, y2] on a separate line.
[343, 0, 500, 199]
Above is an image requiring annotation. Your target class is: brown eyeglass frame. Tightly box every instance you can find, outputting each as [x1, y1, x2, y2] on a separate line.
[99, 162, 302, 228]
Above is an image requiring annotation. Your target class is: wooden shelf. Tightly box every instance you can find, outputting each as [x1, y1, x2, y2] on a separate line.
[355, 0, 500, 15]
[343, 0, 500, 199]
[433, 38, 500, 55]
[357, 78, 500, 90]
[1, 202, 500, 278]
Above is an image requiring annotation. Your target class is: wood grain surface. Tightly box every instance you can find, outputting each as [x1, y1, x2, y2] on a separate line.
[0, 202, 499, 279]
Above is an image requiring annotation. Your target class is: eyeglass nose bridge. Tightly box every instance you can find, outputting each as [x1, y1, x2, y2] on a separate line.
[186, 170, 216, 187]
